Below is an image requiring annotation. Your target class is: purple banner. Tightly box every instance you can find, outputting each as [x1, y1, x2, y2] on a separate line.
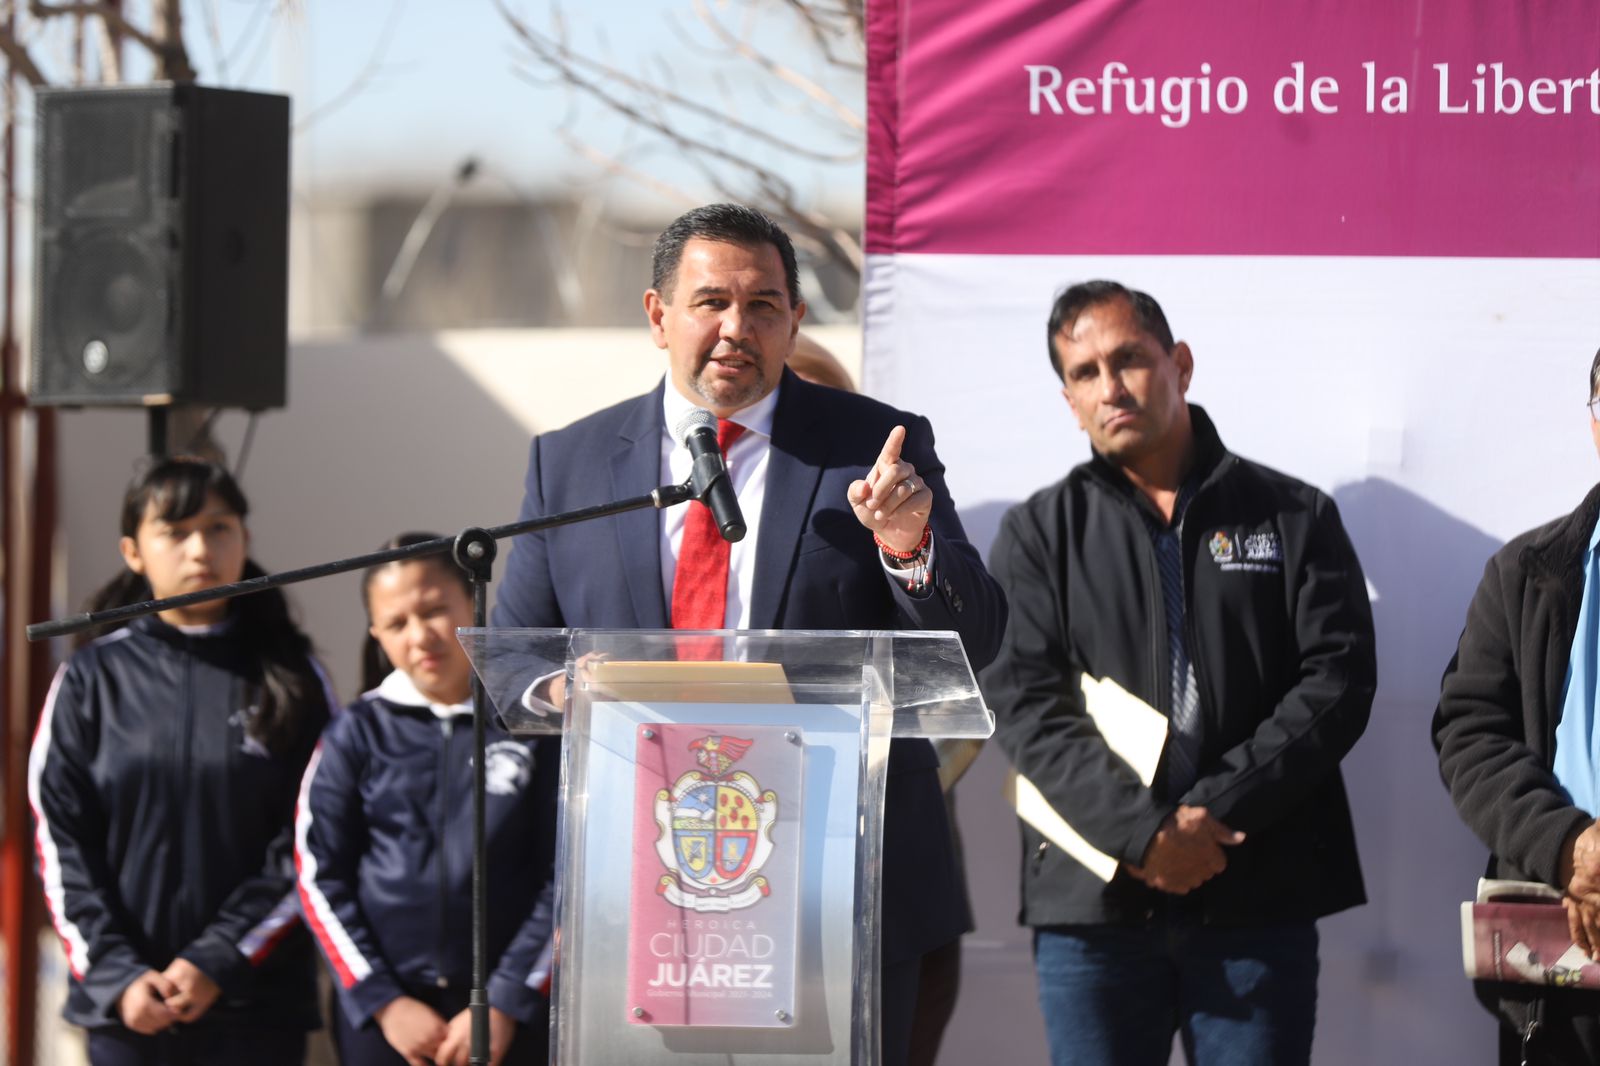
[867, 0, 1600, 257]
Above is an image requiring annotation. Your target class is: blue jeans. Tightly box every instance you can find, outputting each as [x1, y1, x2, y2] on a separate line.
[1033, 921, 1318, 1066]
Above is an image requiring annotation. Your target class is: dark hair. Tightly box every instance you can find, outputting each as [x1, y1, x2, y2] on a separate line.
[82, 456, 329, 756]
[358, 533, 473, 693]
[1045, 280, 1175, 382]
[651, 203, 802, 306]
[1590, 347, 1600, 401]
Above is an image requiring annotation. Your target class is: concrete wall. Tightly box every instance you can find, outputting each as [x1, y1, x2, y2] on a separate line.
[285, 198, 863, 337]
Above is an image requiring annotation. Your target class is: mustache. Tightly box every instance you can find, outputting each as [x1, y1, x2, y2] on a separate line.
[700, 341, 760, 362]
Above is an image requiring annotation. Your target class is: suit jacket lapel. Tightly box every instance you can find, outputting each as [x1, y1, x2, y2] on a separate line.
[611, 381, 669, 629]
[751, 370, 827, 629]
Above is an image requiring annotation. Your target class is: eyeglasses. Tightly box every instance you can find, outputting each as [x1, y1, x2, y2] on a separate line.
[1590, 397, 1600, 421]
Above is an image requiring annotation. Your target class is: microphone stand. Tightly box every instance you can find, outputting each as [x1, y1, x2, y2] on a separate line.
[28, 478, 701, 1066]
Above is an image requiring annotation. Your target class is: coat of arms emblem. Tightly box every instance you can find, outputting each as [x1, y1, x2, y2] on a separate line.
[628, 720, 805, 1027]
[652, 734, 779, 911]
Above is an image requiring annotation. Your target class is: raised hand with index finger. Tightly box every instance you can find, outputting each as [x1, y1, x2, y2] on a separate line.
[848, 425, 934, 555]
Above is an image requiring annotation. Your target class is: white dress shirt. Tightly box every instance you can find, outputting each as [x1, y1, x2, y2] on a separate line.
[658, 381, 934, 629]
[660, 384, 779, 629]
[520, 380, 934, 717]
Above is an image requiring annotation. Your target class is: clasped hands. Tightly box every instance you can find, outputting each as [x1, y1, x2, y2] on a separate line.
[1126, 805, 1247, 895]
[375, 995, 517, 1066]
[1562, 820, 1600, 959]
[116, 958, 221, 1035]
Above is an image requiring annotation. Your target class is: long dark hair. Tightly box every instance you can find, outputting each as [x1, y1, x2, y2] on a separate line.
[81, 456, 330, 755]
[358, 532, 473, 694]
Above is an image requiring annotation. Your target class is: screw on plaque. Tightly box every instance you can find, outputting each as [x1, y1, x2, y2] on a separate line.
[632, 1006, 646, 1018]
[775, 1009, 791, 1023]
[785, 731, 799, 743]
[642, 728, 656, 740]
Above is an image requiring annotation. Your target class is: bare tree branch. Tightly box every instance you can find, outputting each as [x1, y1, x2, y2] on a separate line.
[69, 6, 81, 83]
[513, 54, 839, 221]
[556, 74, 862, 279]
[29, 2, 186, 77]
[691, 0, 861, 131]
[501, 0, 865, 286]
[93, 6, 121, 83]
[742, 176, 862, 278]
[199, 0, 227, 84]
[502, 3, 858, 165]
[558, 130, 700, 210]
[293, 0, 408, 132]
[151, 0, 195, 80]
[663, 117, 862, 279]
[0, 26, 48, 86]
[234, 0, 286, 84]
[839, 0, 865, 46]
[776, 0, 863, 72]
[222, 0, 273, 74]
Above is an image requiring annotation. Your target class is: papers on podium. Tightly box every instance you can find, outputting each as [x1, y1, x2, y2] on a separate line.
[587, 659, 793, 704]
[1003, 674, 1168, 882]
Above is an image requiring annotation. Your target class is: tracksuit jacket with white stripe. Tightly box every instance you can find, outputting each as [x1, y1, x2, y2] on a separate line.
[295, 671, 558, 1029]
[28, 615, 330, 1031]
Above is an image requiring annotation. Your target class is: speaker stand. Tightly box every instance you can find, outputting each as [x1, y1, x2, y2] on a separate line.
[147, 407, 168, 457]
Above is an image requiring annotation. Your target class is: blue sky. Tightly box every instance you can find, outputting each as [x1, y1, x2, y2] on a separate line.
[150, 0, 865, 209]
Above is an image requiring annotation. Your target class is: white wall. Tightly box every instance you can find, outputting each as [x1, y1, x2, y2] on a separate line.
[868, 251, 1600, 1064]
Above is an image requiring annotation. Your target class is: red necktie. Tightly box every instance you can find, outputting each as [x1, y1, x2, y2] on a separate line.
[671, 419, 746, 656]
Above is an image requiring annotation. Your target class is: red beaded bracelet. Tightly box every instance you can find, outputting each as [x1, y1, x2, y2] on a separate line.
[874, 523, 932, 560]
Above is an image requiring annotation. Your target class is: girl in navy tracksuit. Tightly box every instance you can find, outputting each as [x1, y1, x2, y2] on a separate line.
[28, 457, 334, 1065]
[295, 533, 558, 1066]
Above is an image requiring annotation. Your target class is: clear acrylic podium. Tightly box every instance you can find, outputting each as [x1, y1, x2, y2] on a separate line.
[459, 628, 993, 1066]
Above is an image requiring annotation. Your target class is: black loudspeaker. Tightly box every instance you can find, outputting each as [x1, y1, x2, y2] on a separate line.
[30, 84, 289, 408]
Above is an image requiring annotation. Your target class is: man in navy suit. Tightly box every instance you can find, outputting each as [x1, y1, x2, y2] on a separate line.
[493, 203, 1005, 1064]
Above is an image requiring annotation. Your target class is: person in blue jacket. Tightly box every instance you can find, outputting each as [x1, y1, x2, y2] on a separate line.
[28, 456, 335, 1065]
[296, 533, 558, 1066]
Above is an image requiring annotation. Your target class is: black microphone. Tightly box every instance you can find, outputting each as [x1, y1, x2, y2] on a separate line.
[674, 408, 746, 543]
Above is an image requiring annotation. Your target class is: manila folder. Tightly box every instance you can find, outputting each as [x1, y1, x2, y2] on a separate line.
[1002, 674, 1167, 883]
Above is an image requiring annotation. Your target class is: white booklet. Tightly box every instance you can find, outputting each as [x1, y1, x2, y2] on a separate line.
[1003, 673, 1169, 882]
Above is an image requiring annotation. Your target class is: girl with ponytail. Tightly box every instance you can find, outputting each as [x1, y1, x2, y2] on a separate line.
[29, 456, 334, 1065]
[296, 535, 558, 1066]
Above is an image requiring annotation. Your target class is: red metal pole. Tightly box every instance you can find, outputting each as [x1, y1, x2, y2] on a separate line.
[1, 0, 54, 1056]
